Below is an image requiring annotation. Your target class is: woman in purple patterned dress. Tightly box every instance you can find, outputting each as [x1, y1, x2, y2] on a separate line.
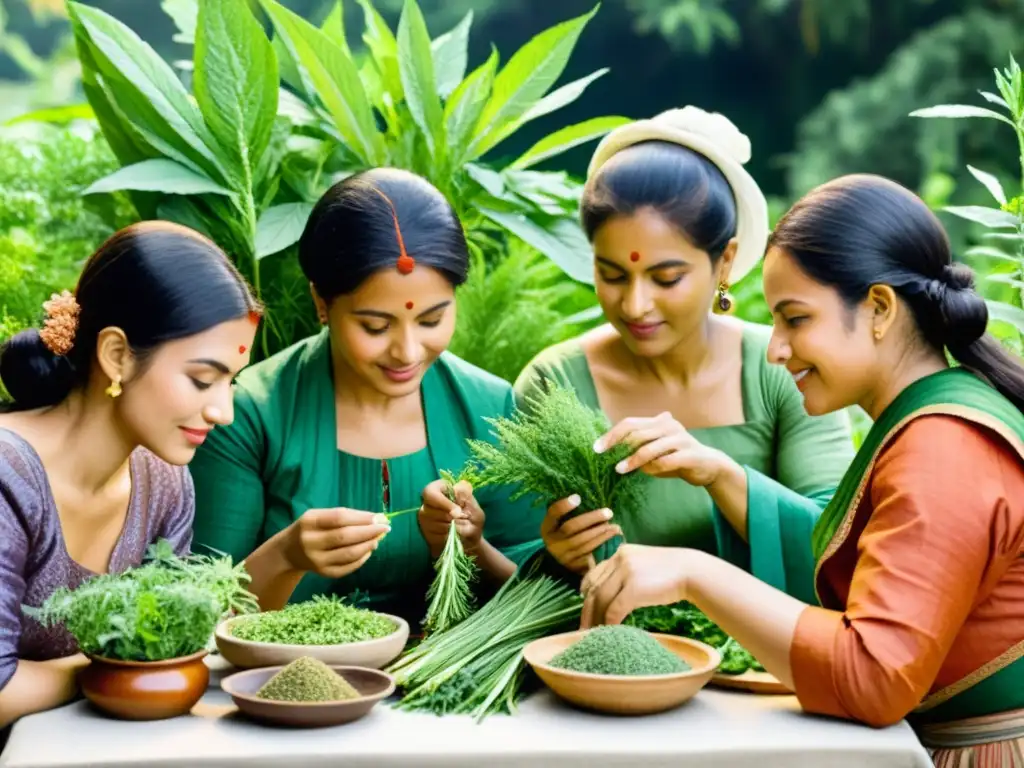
[0, 221, 260, 728]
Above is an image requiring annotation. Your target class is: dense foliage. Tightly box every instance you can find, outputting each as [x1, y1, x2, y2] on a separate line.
[24, 540, 257, 662]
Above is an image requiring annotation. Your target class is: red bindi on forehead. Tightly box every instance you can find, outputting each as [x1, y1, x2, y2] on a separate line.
[629, 251, 641, 262]
[405, 301, 414, 310]
[239, 345, 247, 354]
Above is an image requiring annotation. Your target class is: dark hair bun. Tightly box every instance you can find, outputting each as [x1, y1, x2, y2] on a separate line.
[0, 329, 76, 409]
[931, 263, 988, 350]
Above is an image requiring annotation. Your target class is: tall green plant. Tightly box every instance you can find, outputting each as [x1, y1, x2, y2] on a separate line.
[66, 0, 305, 356]
[910, 55, 1024, 353]
[259, 0, 628, 285]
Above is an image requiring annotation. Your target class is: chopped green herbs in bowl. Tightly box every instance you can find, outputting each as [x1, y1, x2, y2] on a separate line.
[215, 596, 409, 670]
[523, 627, 720, 715]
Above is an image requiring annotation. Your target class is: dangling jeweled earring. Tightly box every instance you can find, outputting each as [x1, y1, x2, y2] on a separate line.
[715, 282, 733, 313]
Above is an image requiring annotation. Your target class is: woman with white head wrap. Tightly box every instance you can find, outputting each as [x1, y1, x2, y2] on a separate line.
[514, 107, 854, 598]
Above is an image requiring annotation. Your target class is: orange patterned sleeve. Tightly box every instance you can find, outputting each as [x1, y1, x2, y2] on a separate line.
[789, 416, 1024, 728]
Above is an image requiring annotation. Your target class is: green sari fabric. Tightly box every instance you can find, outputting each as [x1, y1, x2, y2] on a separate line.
[188, 329, 545, 624]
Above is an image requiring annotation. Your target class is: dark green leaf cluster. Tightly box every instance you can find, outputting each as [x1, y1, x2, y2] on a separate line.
[467, 382, 648, 518]
[229, 595, 397, 645]
[23, 540, 258, 662]
[549, 625, 691, 676]
[388, 560, 582, 721]
[625, 601, 765, 675]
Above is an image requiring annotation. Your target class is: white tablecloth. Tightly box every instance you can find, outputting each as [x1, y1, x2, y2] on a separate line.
[0, 656, 933, 768]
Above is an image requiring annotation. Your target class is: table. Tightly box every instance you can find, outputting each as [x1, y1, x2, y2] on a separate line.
[0, 656, 933, 768]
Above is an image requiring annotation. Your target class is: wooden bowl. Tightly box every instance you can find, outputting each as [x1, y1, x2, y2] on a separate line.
[523, 630, 721, 715]
[79, 650, 210, 720]
[214, 614, 409, 670]
[220, 665, 395, 727]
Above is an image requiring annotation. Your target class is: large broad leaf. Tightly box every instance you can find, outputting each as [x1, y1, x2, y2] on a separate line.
[909, 104, 1013, 126]
[966, 165, 1007, 206]
[355, 0, 403, 107]
[397, 0, 445, 160]
[84, 158, 234, 196]
[431, 11, 472, 99]
[68, 2, 227, 183]
[319, 1, 351, 56]
[477, 205, 593, 284]
[162, 0, 198, 45]
[942, 205, 1019, 229]
[966, 245, 1018, 262]
[511, 116, 630, 170]
[469, 5, 598, 159]
[256, 202, 314, 259]
[194, 0, 279, 194]
[477, 68, 609, 158]
[986, 300, 1024, 334]
[445, 47, 497, 164]
[157, 197, 215, 239]
[985, 274, 1024, 290]
[5, 103, 95, 126]
[260, 0, 383, 166]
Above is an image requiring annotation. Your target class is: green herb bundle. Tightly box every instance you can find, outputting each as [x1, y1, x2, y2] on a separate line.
[422, 470, 479, 635]
[24, 540, 257, 662]
[229, 595, 396, 645]
[388, 561, 582, 722]
[625, 601, 765, 675]
[466, 383, 647, 563]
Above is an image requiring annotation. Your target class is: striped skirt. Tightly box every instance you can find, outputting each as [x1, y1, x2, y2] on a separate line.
[917, 708, 1024, 767]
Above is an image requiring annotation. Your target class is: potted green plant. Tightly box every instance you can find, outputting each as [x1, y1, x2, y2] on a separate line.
[24, 540, 258, 720]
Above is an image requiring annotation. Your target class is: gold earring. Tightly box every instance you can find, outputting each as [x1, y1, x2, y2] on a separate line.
[714, 282, 733, 314]
[873, 328, 883, 340]
[105, 378, 122, 398]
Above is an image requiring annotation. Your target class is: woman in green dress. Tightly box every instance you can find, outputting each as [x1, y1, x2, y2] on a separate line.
[515, 107, 854, 595]
[189, 168, 544, 622]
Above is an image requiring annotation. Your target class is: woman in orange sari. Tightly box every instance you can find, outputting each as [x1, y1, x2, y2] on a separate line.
[580, 174, 1024, 766]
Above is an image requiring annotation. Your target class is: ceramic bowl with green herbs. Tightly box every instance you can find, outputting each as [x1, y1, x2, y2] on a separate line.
[215, 595, 409, 670]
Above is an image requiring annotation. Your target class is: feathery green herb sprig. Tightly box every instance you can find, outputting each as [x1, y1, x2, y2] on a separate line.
[422, 469, 479, 635]
[24, 540, 258, 662]
[466, 383, 647, 562]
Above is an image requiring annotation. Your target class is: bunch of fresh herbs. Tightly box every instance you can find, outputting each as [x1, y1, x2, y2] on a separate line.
[466, 382, 647, 563]
[229, 595, 397, 645]
[625, 601, 765, 675]
[24, 540, 257, 662]
[388, 560, 582, 722]
[422, 469, 479, 635]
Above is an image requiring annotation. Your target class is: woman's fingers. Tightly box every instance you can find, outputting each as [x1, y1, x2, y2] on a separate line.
[564, 523, 621, 562]
[615, 435, 683, 474]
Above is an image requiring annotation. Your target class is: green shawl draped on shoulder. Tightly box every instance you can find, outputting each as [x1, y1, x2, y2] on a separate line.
[812, 367, 1024, 722]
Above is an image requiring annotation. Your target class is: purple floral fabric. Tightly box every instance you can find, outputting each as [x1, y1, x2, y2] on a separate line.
[0, 429, 194, 690]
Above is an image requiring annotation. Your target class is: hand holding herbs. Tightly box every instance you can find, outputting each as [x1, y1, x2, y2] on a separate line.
[466, 383, 647, 565]
[228, 595, 397, 645]
[541, 495, 623, 574]
[23, 540, 257, 662]
[418, 476, 484, 558]
[283, 507, 391, 578]
[421, 469, 480, 636]
[595, 412, 730, 488]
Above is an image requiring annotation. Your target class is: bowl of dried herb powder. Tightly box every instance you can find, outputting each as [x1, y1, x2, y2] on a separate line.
[215, 595, 409, 670]
[221, 656, 396, 727]
[523, 625, 721, 715]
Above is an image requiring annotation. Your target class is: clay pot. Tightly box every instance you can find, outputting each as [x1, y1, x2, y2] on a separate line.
[79, 649, 210, 720]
